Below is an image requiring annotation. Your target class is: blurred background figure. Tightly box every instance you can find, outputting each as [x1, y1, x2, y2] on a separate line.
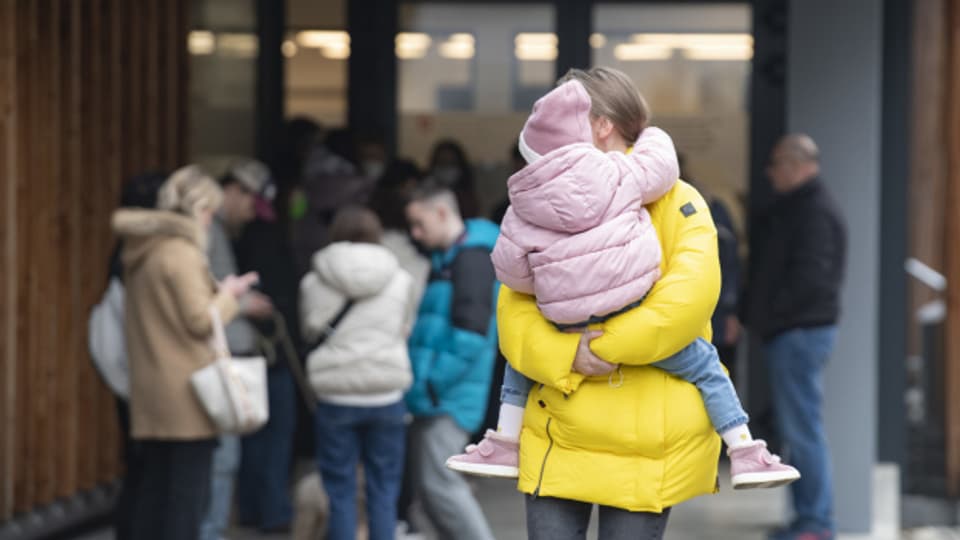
[291, 126, 376, 277]
[300, 206, 416, 540]
[357, 135, 390, 182]
[403, 182, 499, 540]
[369, 158, 430, 304]
[746, 134, 846, 540]
[112, 166, 255, 540]
[227, 159, 301, 535]
[678, 153, 743, 384]
[89, 171, 167, 540]
[488, 140, 526, 226]
[428, 139, 481, 219]
[200, 160, 276, 540]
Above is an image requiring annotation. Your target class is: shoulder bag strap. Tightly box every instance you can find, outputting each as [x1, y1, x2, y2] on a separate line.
[311, 299, 355, 349]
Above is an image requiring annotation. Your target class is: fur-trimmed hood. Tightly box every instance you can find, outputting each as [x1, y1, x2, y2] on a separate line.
[112, 209, 206, 273]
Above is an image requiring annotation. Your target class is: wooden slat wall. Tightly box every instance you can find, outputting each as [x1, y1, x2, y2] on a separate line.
[0, 0, 189, 520]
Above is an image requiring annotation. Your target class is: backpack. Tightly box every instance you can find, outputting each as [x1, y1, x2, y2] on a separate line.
[88, 277, 129, 399]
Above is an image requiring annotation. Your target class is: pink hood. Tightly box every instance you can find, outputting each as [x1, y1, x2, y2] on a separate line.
[518, 80, 593, 163]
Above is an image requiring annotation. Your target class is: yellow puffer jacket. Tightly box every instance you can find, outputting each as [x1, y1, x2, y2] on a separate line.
[498, 180, 722, 513]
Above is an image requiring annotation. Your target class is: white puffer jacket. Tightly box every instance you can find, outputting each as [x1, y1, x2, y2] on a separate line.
[300, 242, 415, 406]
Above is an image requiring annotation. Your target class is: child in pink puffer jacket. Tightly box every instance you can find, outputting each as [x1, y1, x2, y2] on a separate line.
[447, 79, 799, 490]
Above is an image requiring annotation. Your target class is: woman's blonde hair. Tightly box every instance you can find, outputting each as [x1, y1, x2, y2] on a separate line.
[157, 165, 223, 217]
[557, 67, 650, 144]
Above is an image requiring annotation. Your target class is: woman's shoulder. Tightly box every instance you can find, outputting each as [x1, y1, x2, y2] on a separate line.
[647, 180, 711, 225]
[652, 180, 707, 207]
[152, 237, 206, 274]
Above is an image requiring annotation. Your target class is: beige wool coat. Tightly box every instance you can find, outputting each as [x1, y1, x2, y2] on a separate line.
[112, 209, 239, 440]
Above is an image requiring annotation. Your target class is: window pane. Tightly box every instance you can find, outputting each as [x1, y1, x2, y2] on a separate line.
[593, 3, 751, 226]
[188, 0, 258, 159]
[397, 3, 555, 216]
[285, 0, 348, 127]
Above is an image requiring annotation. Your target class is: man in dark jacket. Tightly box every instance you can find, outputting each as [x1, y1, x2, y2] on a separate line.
[404, 181, 498, 540]
[748, 134, 846, 540]
[226, 159, 298, 534]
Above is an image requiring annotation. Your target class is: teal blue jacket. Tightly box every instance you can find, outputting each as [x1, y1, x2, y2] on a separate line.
[406, 219, 500, 432]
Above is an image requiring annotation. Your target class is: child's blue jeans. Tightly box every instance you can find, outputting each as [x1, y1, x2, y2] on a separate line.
[500, 337, 748, 433]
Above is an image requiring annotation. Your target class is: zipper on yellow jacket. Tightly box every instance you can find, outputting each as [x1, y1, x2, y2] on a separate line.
[533, 418, 554, 497]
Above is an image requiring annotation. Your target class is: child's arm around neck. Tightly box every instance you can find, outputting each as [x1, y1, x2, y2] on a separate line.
[606, 126, 680, 207]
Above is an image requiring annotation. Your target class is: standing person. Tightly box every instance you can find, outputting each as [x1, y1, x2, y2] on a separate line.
[368, 160, 430, 538]
[488, 141, 526, 226]
[291, 131, 375, 277]
[404, 182, 499, 540]
[428, 139, 481, 219]
[708, 194, 742, 376]
[112, 166, 257, 540]
[368, 159, 430, 303]
[89, 171, 167, 540]
[230, 159, 299, 534]
[748, 134, 846, 540]
[491, 67, 723, 540]
[448, 79, 796, 489]
[300, 206, 415, 540]
[201, 162, 276, 540]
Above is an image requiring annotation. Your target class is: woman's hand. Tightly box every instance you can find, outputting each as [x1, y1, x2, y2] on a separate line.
[221, 272, 259, 298]
[570, 330, 618, 376]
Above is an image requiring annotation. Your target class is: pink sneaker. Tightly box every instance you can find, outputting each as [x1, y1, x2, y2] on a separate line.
[729, 440, 801, 490]
[445, 430, 519, 478]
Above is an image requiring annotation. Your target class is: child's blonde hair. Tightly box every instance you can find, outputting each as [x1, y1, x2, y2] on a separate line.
[557, 67, 650, 144]
[157, 165, 223, 217]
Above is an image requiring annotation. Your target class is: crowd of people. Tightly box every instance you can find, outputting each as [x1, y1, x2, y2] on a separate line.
[88, 65, 846, 540]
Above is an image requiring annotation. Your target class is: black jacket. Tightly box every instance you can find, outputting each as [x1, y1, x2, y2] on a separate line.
[747, 178, 846, 339]
[708, 197, 740, 346]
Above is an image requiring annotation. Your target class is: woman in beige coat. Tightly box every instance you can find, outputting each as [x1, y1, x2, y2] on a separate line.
[112, 165, 257, 540]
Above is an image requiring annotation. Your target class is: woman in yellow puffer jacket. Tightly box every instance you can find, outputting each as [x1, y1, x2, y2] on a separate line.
[498, 67, 722, 539]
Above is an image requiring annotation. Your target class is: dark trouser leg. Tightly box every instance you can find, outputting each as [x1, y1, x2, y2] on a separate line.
[524, 495, 593, 540]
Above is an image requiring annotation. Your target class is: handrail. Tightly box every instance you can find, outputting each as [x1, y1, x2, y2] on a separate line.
[905, 258, 948, 292]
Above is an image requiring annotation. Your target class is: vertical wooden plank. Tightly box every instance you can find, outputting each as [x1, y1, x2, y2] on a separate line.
[86, 0, 116, 485]
[49, 0, 76, 498]
[108, 0, 124, 198]
[125, 0, 145, 178]
[164, 0, 180, 167]
[75, 0, 95, 491]
[14, 0, 37, 512]
[945, 0, 960, 496]
[145, 0, 160, 168]
[103, 0, 126, 482]
[175, 0, 189, 164]
[0, 0, 19, 521]
[35, 0, 60, 505]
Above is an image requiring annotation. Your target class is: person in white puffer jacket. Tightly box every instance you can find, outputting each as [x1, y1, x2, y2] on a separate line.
[299, 205, 415, 540]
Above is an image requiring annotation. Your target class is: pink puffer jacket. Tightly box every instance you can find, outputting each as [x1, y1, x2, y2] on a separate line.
[491, 82, 679, 325]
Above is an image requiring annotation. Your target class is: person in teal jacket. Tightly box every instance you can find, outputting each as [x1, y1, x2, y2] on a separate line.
[404, 180, 499, 540]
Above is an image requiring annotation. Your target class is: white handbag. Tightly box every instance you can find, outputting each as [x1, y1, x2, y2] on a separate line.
[190, 306, 269, 434]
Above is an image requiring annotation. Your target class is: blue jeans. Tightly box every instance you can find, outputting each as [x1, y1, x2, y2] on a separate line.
[501, 337, 748, 433]
[314, 400, 406, 540]
[765, 326, 837, 533]
[200, 435, 240, 540]
[237, 366, 296, 530]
